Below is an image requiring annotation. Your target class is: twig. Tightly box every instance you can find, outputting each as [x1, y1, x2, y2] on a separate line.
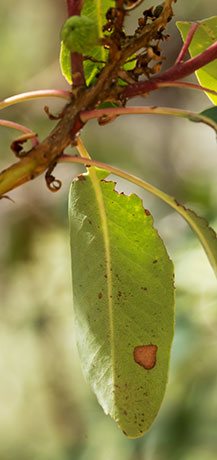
[0, 120, 39, 147]
[175, 22, 200, 64]
[0, 90, 71, 111]
[66, 0, 85, 87]
[66, 0, 83, 16]
[156, 80, 217, 97]
[80, 106, 217, 133]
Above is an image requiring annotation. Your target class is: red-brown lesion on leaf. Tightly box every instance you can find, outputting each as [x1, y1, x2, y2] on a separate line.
[133, 344, 158, 369]
[77, 174, 86, 181]
[144, 209, 151, 216]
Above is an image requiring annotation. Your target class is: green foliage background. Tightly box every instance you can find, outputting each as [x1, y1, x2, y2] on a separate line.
[0, 0, 217, 459]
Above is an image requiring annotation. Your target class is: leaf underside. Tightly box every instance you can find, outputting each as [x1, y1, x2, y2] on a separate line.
[68, 168, 175, 438]
[176, 17, 217, 105]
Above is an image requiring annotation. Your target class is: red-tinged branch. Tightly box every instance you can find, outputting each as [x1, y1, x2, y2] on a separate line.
[70, 52, 86, 87]
[0, 90, 71, 111]
[175, 22, 200, 64]
[121, 41, 217, 99]
[66, 0, 85, 87]
[80, 106, 217, 133]
[156, 81, 217, 97]
[0, 120, 39, 147]
[66, 0, 83, 16]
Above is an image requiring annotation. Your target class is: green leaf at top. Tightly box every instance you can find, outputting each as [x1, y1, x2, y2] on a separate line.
[176, 17, 217, 105]
[68, 168, 175, 438]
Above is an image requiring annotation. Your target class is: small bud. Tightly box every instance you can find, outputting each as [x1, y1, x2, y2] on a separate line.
[61, 16, 98, 55]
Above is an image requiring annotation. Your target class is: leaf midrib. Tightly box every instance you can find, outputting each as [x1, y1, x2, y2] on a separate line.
[88, 167, 115, 390]
[96, 0, 106, 61]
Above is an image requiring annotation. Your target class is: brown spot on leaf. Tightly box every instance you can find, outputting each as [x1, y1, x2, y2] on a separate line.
[98, 292, 102, 299]
[77, 174, 86, 181]
[134, 345, 158, 370]
[153, 259, 158, 264]
[145, 209, 151, 216]
[141, 287, 147, 291]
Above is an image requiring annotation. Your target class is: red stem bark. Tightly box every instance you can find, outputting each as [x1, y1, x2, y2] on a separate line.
[66, 0, 83, 15]
[66, 0, 85, 87]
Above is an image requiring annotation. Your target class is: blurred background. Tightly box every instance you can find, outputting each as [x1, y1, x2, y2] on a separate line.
[0, 1, 217, 459]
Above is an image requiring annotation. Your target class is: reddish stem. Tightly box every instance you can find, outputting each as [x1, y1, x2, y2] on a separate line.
[121, 41, 217, 99]
[66, 0, 85, 87]
[0, 119, 39, 147]
[175, 22, 200, 64]
[70, 53, 86, 87]
[66, 0, 83, 15]
[156, 81, 217, 97]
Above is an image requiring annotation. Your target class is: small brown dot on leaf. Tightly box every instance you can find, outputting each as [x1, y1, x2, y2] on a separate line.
[145, 209, 151, 216]
[134, 344, 158, 370]
[98, 292, 102, 299]
[153, 259, 158, 264]
[78, 174, 86, 181]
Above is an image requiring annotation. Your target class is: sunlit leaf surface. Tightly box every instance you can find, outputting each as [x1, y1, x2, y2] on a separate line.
[177, 17, 217, 105]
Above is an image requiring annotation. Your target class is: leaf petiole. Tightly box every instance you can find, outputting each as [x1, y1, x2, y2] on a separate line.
[0, 90, 71, 111]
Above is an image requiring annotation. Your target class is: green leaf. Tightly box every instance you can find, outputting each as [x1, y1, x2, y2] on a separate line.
[69, 168, 175, 438]
[200, 106, 217, 124]
[176, 17, 217, 105]
[60, 41, 72, 85]
[82, 0, 112, 85]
